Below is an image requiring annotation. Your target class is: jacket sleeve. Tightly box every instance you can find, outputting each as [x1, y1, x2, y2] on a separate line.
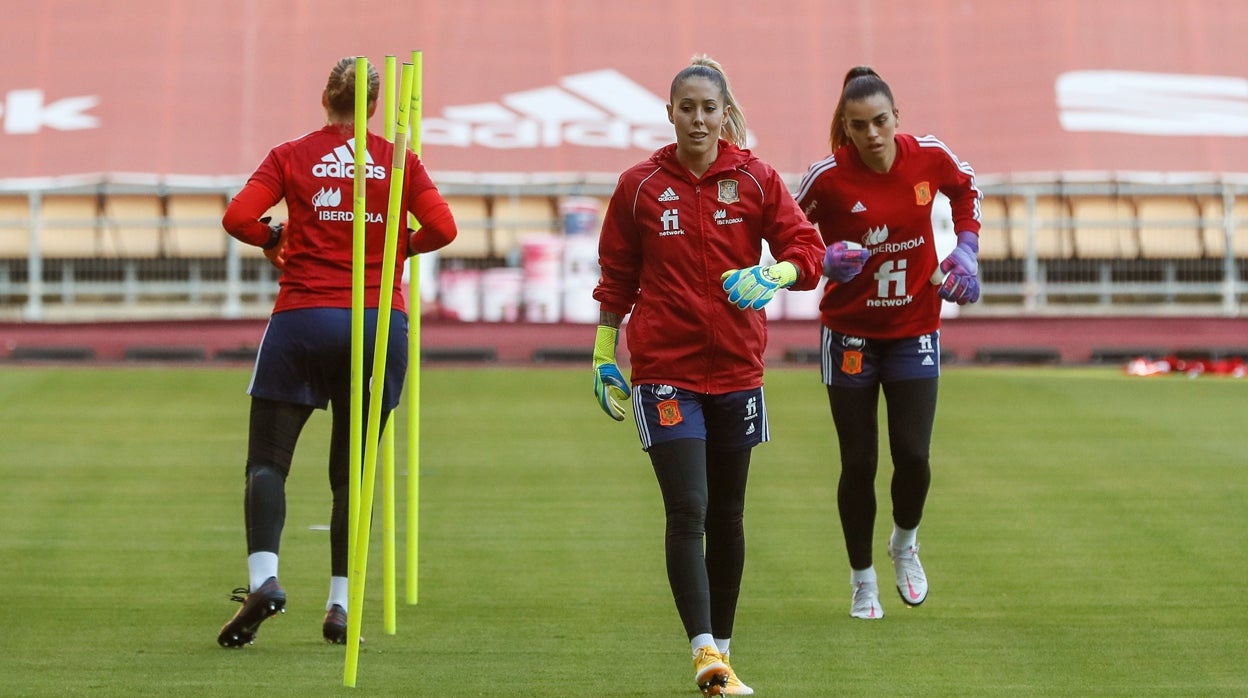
[222, 147, 284, 247]
[592, 174, 642, 317]
[222, 179, 282, 247]
[936, 140, 983, 235]
[760, 165, 825, 291]
[404, 153, 457, 254]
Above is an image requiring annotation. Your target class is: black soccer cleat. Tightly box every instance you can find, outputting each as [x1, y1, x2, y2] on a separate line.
[217, 576, 286, 648]
[322, 604, 348, 644]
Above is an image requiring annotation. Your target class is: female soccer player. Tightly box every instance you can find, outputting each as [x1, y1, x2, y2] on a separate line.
[216, 57, 456, 647]
[794, 66, 982, 620]
[591, 55, 824, 696]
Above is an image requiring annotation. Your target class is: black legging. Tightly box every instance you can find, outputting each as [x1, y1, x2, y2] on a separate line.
[243, 396, 389, 578]
[649, 438, 751, 641]
[827, 378, 937, 571]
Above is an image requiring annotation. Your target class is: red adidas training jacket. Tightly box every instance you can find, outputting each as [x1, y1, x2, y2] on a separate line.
[594, 141, 825, 394]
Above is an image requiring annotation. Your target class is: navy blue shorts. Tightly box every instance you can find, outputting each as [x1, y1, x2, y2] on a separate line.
[631, 383, 769, 451]
[820, 326, 941, 388]
[249, 307, 408, 410]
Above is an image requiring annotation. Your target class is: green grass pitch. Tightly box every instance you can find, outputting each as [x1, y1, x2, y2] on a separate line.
[1, 365, 1245, 696]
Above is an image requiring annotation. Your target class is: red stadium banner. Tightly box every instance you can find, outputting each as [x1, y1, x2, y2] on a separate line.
[3, 0, 1247, 181]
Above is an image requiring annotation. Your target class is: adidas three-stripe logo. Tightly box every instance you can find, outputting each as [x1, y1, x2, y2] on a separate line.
[658, 187, 679, 202]
[423, 69, 754, 150]
[312, 141, 385, 179]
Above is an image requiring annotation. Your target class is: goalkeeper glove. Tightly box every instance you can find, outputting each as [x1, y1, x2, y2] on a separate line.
[822, 241, 870, 283]
[720, 261, 798, 310]
[259, 216, 288, 271]
[592, 325, 631, 421]
[935, 231, 980, 304]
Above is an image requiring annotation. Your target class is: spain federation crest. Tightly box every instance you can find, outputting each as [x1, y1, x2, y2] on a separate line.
[717, 179, 739, 204]
[657, 399, 684, 426]
[842, 349, 864, 375]
[914, 181, 932, 206]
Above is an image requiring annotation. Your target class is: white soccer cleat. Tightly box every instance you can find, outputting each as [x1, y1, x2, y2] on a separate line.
[850, 580, 884, 619]
[889, 542, 929, 606]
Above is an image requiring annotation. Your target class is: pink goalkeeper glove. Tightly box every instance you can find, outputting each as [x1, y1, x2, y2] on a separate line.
[822, 241, 870, 283]
[934, 231, 980, 304]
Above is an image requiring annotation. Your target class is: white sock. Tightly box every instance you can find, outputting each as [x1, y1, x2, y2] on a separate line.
[327, 576, 349, 612]
[691, 634, 716, 656]
[247, 552, 278, 592]
[714, 638, 731, 656]
[851, 565, 877, 587]
[891, 525, 919, 552]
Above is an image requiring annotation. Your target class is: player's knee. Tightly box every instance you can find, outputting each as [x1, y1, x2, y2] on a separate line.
[665, 495, 708, 535]
[891, 450, 931, 476]
[245, 460, 290, 482]
[329, 478, 349, 504]
[705, 513, 743, 540]
[839, 462, 877, 488]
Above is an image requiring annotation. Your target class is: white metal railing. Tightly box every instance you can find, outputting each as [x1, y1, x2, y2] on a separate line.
[972, 174, 1248, 316]
[1, 173, 1245, 321]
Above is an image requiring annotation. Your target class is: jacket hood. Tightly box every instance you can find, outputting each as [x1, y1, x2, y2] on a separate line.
[650, 140, 757, 180]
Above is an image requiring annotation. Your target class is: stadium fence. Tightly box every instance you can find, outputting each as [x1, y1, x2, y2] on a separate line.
[1, 173, 1245, 322]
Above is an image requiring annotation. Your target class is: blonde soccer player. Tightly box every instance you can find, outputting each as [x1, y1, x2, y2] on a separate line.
[216, 57, 455, 648]
[591, 55, 824, 696]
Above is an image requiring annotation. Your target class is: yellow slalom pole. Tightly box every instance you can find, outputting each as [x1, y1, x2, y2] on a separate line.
[383, 56, 396, 141]
[405, 48, 423, 607]
[380, 53, 399, 637]
[344, 61, 414, 688]
[382, 408, 397, 634]
[344, 55, 370, 688]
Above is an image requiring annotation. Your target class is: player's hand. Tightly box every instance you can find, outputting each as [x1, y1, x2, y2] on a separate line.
[822, 241, 870, 283]
[592, 325, 631, 421]
[404, 227, 420, 257]
[939, 230, 979, 277]
[937, 273, 980, 304]
[260, 217, 288, 271]
[720, 261, 798, 310]
[935, 231, 980, 304]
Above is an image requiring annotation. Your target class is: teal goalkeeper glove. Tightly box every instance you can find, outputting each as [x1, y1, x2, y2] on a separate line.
[592, 325, 631, 421]
[720, 261, 798, 310]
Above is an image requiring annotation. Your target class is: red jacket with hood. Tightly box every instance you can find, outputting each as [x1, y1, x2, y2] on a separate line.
[594, 140, 825, 394]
